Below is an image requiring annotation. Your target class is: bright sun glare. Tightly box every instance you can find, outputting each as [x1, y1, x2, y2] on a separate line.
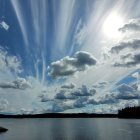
[103, 13, 124, 38]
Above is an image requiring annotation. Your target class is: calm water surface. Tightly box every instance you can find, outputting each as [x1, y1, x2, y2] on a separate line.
[0, 118, 140, 140]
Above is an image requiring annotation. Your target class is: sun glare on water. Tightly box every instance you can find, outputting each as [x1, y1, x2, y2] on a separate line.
[102, 12, 124, 38]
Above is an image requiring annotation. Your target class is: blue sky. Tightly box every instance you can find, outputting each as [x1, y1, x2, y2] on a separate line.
[0, 0, 140, 114]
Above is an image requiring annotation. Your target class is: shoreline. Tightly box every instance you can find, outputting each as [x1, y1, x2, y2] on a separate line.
[0, 113, 118, 118]
[0, 113, 139, 119]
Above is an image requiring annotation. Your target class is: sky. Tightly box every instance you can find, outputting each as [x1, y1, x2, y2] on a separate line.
[0, 0, 140, 114]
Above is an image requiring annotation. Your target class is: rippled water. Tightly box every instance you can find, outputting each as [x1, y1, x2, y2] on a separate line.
[0, 118, 140, 140]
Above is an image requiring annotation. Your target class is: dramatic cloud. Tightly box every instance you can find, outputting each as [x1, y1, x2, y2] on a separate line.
[55, 92, 67, 100]
[53, 85, 97, 111]
[72, 95, 116, 109]
[55, 91, 77, 100]
[110, 39, 140, 54]
[71, 83, 140, 109]
[113, 52, 140, 67]
[71, 85, 96, 96]
[0, 21, 9, 31]
[0, 98, 9, 111]
[48, 51, 97, 78]
[109, 39, 140, 67]
[116, 92, 140, 100]
[41, 82, 140, 112]
[108, 19, 140, 68]
[73, 97, 89, 108]
[114, 84, 140, 100]
[61, 83, 75, 89]
[119, 19, 140, 32]
[55, 85, 96, 101]
[0, 78, 32, 90]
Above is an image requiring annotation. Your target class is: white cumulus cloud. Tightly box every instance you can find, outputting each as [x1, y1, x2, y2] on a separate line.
[48, 51, 97, 78]
[119, 19, 140, 33]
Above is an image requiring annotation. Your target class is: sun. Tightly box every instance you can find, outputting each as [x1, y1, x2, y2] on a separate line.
[102, 12, 124, 38]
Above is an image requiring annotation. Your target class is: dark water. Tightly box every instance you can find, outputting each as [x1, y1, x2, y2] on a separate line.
[0, 118, 140, 140]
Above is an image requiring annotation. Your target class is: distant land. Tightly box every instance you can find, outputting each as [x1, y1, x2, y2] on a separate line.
[118, 106, 140, 118]
[0, 107, 140, 118]
[0, 113, 117, 118]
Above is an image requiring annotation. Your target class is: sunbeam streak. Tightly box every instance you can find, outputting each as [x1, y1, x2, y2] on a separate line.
[10, 0, 28, 47]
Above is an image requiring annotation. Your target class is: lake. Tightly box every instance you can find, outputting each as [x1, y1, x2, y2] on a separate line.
[0, 118, 140, 140]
